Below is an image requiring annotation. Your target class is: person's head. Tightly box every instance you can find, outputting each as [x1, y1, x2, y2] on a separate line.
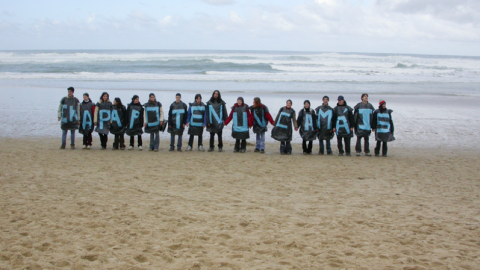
[210, 90, 221, 102]
[149, 93, 156, 102]
[83, 93, 90, 102]
[322, 95, 329, 105]
[100, 92, 109, 102]
[237, 97, 244, 106]
[67, 87, 74, 98]
[304, 100, 310, 109]
[286, 99, 292, 108]
[132, 95, 139, 104]
[379, 99, 386, 110]
[175, 93, 181, 103]
[253, 97, 261, 108]
[195, 94, 202, 104]
[114, 97, 123, 107]
[338, 95, 345, 105]
[361, 93, 369, 103]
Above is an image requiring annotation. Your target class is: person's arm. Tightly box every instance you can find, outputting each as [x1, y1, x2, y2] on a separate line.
[296, 110, 303, 127]
[222, 103, 228, 122]
[57, 98, 64, 120]
[312, 111, 318, 130]
[265, 111, 275, 125]
[273, 108, 282, 124]
[159, 105, 164, 123]
[77, 103, 81, 123]
[224, 108, 234, 125]
[143, 107, 147, 126]
[94, 104, 99, 124]
[292, 111, 298, 130]
[332, 108, 337, 133]
[390, 112, 394, 134]
[168, 105, 173, 127]
[183, 104, 188, 125]
[247, 108, 254, 127]
[348, 108, 355, 130]
[186, 106, 192, 124]
[371, 111, 377, 130]
[203, 108, 207, 127]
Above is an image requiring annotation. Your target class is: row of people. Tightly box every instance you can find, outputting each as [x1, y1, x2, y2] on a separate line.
[58, 88, 394, 156]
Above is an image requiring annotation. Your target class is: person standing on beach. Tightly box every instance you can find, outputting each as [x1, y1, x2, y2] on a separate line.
[110, 98, 127, 150]
[168, 93, 188, 152]
[78, 93, 95, 149]
[249, 97, 275, 153]
[372, 99, 395, 157]
[126, 95, 144, 150]
[58, 87, 80, 149]
[144, 93, 164, 152]
[332, 96, 354, 156]
[224, 97, 253, 153]
[354, 93, 375, 156]
[271, 99, 298, 155]
[297, 100, 317, 155]
[186, 94, 207, 151]
[315, 96, 334, 155]
[94, 92, 113, 150]
[206, 90, 228, 152]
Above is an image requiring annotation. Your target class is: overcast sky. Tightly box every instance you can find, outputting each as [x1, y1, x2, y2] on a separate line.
[1, 0, 479, 55]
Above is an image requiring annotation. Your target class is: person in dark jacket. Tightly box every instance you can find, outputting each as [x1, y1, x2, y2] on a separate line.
[206, 90, 228, 152]
[111, 97, 127, 150]
[168, 93, 188, 151]
[78, 93, 95, 149]
[143, 93, 164, 152]
[186, 94, 207, 151]
[225, 97, 254, 153]
[94, 92, 113, 150]
[58, 87, 80, 149]
[315, 96, 334, 155]
[372, 99, 395, 157]
[332, 95, 354, 156]
[271, 99, 298, 155]
[354, 93, 375, 156]
[297, 100, 317, 154]
[126, 95, 144, 150]
[249, 97, 275, 153]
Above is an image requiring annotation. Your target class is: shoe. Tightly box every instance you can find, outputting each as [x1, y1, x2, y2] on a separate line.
[186, 145, 192, 151]
[286, 152, 292, 155]
[303, 152, 307, 155]
[240, 149, 246, 153]
[260, 149, 265, 154]
[346, 153, 351, 156]
[375, 153, 379, 157]
[128, 146, 133, 150]
[356, 152, 361, 156]
[218, 148, 223, 152]
[60, 145, 66, 149]
[169, 148, 174, 151]
[71, 145, 75, 150]
[382, 154, 387, 157]
[112, 148, 118, 150]
[281, 152, 285, 155]
[86, 145, 91, 149]
[120, 147, 125, 150]
[154, 149, 158, 152]
[82, 145, 87, 149]
[234, 149, 239, 153]
[148, 148, 153, 151]
[365, 153, 372, 156]
[327, 152, 333, 155]
[338, 153, 344, 156]
[318, 152, 324, 155]
[177, 148, 182, 152]
[208, 147, 214, 152]
[101, 147, 106, 150]
[254, 148, 260, 152]
[138, 146, 143, 151]
[199, 145, 205, 152]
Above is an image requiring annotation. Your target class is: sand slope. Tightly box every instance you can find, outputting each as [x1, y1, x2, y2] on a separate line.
[1, 138, 480, 269]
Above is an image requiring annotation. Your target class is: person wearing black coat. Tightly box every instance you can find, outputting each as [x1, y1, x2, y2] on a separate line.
[111, 97, 127, 150]
[372, 99, 395, 157]
[332, 95, 355, 156]
[297, 100, 317, 154]
[126, 95, 144, 150]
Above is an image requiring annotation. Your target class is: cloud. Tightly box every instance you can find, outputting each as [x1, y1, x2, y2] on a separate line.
[2, 11, 15, 17]
[202, 0, 235, 6]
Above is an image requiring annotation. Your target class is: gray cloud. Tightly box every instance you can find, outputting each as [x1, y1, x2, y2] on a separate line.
[202, 0, 235, 6]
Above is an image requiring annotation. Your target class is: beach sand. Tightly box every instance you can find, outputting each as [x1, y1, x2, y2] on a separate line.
[1, 137, 479, 269]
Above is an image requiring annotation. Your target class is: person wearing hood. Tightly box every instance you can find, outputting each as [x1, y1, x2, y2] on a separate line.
[110, 97, 127, 150]
[143, 93, 164, 152]
[206, 90, 228, 152]
[126, 95, 144, 150]
[78, 93, 95, 149]
[297, 100, 317, 154]
[168, 93, 188, 152]
[354, 93, 375, 156]
[94, 92, 113, 150]
[271, 99, 299, 155]
[315, 96, 334, 155]
[249, 97, 275, 153]
[372, 99, 395, 157]
[186, 94, 207, 151]
[332, 95, 354, 156]
[58, 87, 80, 149]
[224, 97, 254, 153]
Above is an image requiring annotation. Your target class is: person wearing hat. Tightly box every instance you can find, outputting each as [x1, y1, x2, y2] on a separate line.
[332, 95, 354, 156]
[78, 92, 95, 149]
[224, 97, 254, 153]
[354, 93, 375, 156]
[249, 97, 275, 153]
[126, 95, 144, 150]
[297, 100, 317, 154]
[271, 99, 299, 155]
[185, 94, 207, 151]
[168, 93, 188, 151]
[315, 95, 334, 155]
[372, 99, 395, 157]
[58, 87, 80, 149]
[143, 93, 164, 152]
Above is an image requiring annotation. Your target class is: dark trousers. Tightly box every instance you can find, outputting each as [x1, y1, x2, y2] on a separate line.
[319, 139, 332, 154]
[99, 133, 108, 149]
[375, 141, 388, 156]
[356, 136, 370, 153]
[209, 131, 223, 149]
[188, 134, 203, 147]
[302, 140, 313, 153]
[280, 141, 292, 154]
[235, 139, 246, 151]
[337, 137, 351, 154]
[129, 135, 142, 147]
[83, 132, 92, 146]
[113, 134, 125, 149]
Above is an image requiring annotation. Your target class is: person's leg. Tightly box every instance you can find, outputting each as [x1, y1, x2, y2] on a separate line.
[337, 137, 344, 154]
[302, 139, 307, 153]
[234, 139, 240, 152]
[345, 137, 351, 155]
[120, 135, 125, 149]
[70, 130, 75, 146]
[87, 132, 92, 146]
[177, 135, 182, 149]
[209, 132, 215, 149]
[260, 132, 265, 150]
[355, 136, 362, 154]
[113, 134, 119, 149]
[286, 141, 292, 154]
[280, 141, 285, 153]
[170, 133, 175, 150]
[326, 139, 332, 154]
[241, 139, 246, 151]
[319, 139, 324, 154]
[83, 133, 88, 146]
[61, 130, 67, 147]
[198, 135, 203, 147]
[138, 135, 142, 147]
[255, 133, 261, 150]
[383, 142, 388, 156]
[307, 140, 312, 153]
[218, 131, 223, 149]
[188, 135, 194, 147]
[130, 136, 135, 147]
[364, 136, 370, 154]
[154, 132, 160, 150]
[375, 141, 381, 156]
[150, 133, 154, 150]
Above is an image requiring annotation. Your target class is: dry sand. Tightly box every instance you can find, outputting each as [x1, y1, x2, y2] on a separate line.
[1, 137, 480, 270]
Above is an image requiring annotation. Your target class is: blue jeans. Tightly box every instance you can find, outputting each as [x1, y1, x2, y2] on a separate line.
[280, 141, 292, 154]
[319, 139, 332, 154]
[150, 132, 159, 150]
[62, 130, 75, 146]
[170, 133, 183, 149]
[255, 132, 265, 150]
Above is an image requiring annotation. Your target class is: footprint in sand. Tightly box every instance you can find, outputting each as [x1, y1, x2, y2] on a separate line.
[81, 255, 98, 262]
[134, 254, 148, 263]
